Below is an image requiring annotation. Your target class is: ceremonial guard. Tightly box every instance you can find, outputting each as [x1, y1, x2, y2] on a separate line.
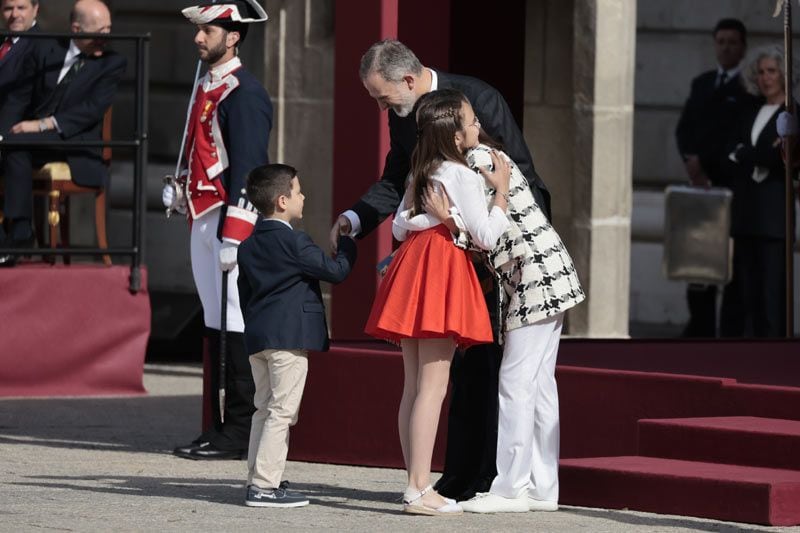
[163, 0, 273, 460]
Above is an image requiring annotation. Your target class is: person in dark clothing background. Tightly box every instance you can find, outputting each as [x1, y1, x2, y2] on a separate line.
[675, 18, 753, 337]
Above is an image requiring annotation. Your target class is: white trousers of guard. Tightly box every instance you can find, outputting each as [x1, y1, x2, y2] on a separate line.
[190, 209, 245, 332]
[490, 313, 564, 502]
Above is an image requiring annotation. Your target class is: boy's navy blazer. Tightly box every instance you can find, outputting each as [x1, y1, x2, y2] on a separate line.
[237, 219, 357, 354]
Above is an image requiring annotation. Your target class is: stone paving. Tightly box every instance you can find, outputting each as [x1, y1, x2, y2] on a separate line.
[1, 364, 797, 533]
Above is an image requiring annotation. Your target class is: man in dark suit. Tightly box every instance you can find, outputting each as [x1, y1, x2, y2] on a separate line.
[675, 18, 751, 336]
[238, 164, 356, 507]
[0, 0, 125, 265]
[0, 0, 40, 110]
[328, 39, 548, 501]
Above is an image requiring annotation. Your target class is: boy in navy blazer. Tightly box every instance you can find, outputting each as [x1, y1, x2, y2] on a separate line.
[237, 163, 357, 508]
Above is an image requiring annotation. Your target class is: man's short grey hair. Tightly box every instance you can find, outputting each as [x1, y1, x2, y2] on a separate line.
[742, 44, 800, 96]
[359, 39, 423, 82]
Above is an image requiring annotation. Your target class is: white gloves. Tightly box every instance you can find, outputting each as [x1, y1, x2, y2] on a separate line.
[219, 241, 238, 272]
[777, 111, 797, 138]
[162, 182, 187, 215]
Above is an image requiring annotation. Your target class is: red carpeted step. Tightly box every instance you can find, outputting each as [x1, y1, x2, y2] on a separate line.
[560, 456, 800, 526]
[638, 417, 800, 470]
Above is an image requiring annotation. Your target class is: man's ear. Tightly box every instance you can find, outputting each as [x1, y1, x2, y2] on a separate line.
[227, 30, 241, 49]
[403, 74, 415, 90]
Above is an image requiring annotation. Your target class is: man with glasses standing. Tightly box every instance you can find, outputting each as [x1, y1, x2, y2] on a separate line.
[0, 0, 125, 266]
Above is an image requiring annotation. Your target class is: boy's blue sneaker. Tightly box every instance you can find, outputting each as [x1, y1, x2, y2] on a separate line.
[245, 484, 309, 508]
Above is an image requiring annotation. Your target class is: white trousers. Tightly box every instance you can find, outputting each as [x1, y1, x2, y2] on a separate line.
[490, 313, 564, 501]
[247, 349, 309, 488]
[190, 210, 245, 332]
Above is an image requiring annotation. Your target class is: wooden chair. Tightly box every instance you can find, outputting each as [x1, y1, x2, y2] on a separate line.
[32, 107, 113, 265]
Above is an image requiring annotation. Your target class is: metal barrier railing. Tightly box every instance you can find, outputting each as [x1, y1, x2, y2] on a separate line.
[0, 30, 150, 293]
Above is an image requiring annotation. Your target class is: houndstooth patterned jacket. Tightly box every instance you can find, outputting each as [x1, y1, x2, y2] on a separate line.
[456, 144, 585, 332]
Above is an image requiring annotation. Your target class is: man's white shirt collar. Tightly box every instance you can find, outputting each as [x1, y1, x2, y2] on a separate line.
[57, 40, 83, 84]
[429, 68, 438, 91]
[208, 56, 241, 84]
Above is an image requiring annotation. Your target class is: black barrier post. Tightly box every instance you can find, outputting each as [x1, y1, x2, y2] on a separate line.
[130, 34, 149, 293]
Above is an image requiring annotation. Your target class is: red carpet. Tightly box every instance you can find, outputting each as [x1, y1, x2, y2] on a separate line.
[560, 456, 800, 526]
[0, 264, 149, 397]
[638, 417, 800, 470]
[287, 342, 800, 526]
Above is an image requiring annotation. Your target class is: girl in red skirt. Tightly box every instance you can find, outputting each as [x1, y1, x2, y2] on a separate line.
[365, 89, 511, 515]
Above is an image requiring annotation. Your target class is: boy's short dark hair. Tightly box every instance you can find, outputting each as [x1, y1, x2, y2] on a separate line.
[713, 18, 747, 45]
[246, 164, 297, 216]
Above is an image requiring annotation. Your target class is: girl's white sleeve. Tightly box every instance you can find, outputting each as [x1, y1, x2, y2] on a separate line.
[391, 202, 440, 241]
[442, 165, 509, 250]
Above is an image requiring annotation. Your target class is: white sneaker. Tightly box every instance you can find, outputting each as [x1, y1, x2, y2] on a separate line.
[527, 497, 558, 511]
[459, 492, 528, 513]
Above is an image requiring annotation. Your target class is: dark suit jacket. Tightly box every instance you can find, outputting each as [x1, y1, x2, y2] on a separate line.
[0, 24, 40, 111]
[350, 70, 549, 236]
[0, 38, 126, 187]
[676, 70, 755, 187]
[722, 99, 798, 239]
[237, 220, 357, 354]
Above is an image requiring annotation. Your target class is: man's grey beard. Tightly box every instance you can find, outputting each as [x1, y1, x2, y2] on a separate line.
[392, 94, 418, 117]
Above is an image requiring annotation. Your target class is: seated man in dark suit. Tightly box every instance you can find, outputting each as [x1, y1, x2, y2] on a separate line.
[0, 0, 40, 110]
[0, 0, 126, 265]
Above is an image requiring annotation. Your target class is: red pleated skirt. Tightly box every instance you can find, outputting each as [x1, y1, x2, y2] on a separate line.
[365, 225, 493, 348]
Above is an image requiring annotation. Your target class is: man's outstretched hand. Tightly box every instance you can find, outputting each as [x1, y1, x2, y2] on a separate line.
[329, 215, 352, 253]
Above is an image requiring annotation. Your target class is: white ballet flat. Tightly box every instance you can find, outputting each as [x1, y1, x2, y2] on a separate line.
[403, 485, 463, 516]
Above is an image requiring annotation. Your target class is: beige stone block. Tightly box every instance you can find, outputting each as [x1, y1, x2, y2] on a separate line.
[591, 109, 633, 219]
[543, 0, 575, 106]
[635, 33, 716, 107]
[572, 1, 597, 106]
[571, 106, 594, 200]
[570, 222, 631, 337]
[524, 0, 547, 104]
[637, 0, 784, 33]
[593, 0, 637, 109]
[632, 108, 685, 185]
[278, 100, 333, 252]
[524, 104, 575, 221]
